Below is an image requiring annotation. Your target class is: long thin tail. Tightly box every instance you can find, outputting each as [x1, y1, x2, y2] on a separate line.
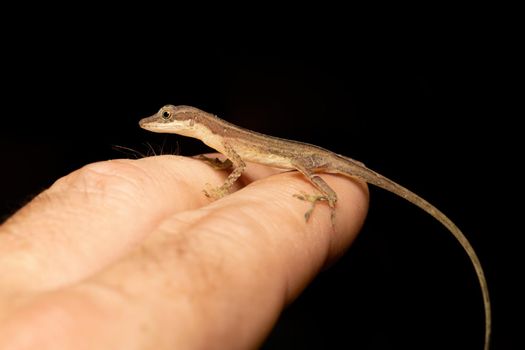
[338, 159, 490, 350]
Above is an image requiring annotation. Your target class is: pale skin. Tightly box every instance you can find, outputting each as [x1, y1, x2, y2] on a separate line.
[0, 156, 368, 349]
[139, 105, 491, 350]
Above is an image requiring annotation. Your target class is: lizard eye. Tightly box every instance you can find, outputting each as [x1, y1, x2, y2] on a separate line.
[161, 110, 171, 120]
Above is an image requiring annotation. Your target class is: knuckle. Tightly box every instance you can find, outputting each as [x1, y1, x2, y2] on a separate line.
[53, 160, 151, 201]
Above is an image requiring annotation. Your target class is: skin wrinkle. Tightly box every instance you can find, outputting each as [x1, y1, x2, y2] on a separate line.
[236, 205, 309, 302]
[51, 157, 214, 216]
[86, 216, 277, 349]
[55, 161, 143, 190]
[196, 174, 353, 302]
[147, 173, 344, 308]
[130, 203, 269, 298]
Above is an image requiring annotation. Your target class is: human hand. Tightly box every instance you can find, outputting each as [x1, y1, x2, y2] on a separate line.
[0, 155, 368, 349]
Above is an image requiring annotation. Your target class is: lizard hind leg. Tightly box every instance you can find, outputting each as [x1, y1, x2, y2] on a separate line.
[293, 163, 338, 225]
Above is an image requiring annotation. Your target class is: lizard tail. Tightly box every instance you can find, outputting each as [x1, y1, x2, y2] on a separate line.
[336, 159, 491, 350]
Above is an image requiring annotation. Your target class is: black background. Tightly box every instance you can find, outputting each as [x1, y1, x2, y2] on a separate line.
[0, 20, 519, 350]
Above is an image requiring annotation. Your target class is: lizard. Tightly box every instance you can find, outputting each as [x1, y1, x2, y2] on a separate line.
[139, 104, 490, 350]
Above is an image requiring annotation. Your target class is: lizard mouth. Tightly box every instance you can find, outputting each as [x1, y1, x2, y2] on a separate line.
[139, 118, 187, 133]
[138, 116, 155, 128]
[138, 115, 168, 131]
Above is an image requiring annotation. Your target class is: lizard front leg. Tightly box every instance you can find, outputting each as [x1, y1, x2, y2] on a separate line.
[193, 154, 234, 170]
[201, 142, 246, 200]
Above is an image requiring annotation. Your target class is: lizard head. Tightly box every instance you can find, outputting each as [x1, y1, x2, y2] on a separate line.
[139, 105, 205, 136]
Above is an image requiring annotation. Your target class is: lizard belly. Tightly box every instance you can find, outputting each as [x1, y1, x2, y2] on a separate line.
[237, 146, 295, 169]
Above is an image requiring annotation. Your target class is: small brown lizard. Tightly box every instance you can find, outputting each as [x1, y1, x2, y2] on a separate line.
[139, 105, 490, 350]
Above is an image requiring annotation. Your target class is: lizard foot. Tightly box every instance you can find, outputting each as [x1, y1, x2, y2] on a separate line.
[293, 191, 336, 227]
[203, 183, 229, 200]
[293, 191, 330, 222]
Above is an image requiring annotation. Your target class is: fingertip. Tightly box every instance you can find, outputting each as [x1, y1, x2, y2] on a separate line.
[196, 170, 368, 300]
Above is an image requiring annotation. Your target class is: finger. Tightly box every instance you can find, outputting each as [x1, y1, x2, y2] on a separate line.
[0, 155, 249, 294]
[0, 169, 368, 349]
[188, 169, 370, 298]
